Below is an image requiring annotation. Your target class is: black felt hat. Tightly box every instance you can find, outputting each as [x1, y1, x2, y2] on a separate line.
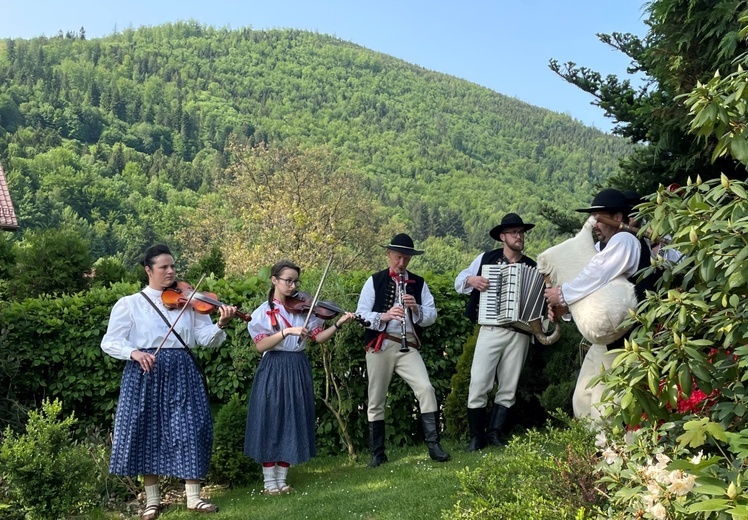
[383, 233, 424, 256]
[489, 213, 535, 241]
[575, 188, 631, 214]
[622, 189, 643, 211]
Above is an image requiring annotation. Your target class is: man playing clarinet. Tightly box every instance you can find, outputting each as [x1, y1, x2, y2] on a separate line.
[455, 213, 537, 451]
[355, 233, 451, 467]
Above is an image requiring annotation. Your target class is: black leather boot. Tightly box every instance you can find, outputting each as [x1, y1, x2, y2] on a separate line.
[466, 407, 487, 452]
[367, 420, 388, 468]
[421, 412, 451, 462]
[487, 404, 509, 447]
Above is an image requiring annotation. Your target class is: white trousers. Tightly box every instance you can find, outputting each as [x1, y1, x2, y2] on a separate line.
[467, 326, 530, 409]
[572, 343, 618, 421]
[366, 338, 437, 422]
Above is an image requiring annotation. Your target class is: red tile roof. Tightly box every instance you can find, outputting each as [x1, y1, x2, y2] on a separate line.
[0, 162, 19, 230]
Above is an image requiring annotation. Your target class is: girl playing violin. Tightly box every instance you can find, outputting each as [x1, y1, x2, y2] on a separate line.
[100, 244, 238, 519]
[244, 259, 355, 495]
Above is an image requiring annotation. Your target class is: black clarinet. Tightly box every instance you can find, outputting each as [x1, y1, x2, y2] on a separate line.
[397, 272, 410, 352]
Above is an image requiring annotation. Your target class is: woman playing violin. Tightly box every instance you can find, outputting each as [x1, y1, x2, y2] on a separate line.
[244, 259, 356, 496]
[100, 244, 237, 519]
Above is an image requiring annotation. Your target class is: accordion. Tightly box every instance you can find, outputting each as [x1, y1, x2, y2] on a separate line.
[477, 263, 547, 333]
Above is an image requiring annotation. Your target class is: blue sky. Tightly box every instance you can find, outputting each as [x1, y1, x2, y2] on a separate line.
[0, 0, 648, 132]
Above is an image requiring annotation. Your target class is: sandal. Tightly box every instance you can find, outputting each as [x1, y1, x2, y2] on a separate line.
[261, 487, 281, 496]
[278, 484, 295, 494]
[141, 505, 161, 520]
[187, 500, 219, 513]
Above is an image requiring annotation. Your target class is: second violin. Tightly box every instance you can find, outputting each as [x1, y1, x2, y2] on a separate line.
[283, 291, 370, 327]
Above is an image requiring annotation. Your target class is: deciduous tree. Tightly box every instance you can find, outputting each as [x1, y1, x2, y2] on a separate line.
[179, 142, 384, 274]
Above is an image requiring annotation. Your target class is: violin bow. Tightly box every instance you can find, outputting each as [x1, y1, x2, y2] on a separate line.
[154, 273, 207, 357]
[299, 254, 334, 343]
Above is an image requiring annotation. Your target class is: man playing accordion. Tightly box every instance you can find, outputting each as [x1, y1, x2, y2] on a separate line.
[455, 213, 537, 451]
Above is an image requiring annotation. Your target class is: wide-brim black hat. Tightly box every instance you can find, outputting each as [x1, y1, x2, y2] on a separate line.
[489, 213, 535, 241]
[622, 189, 643, 211]
[575, 188, 631, 214]
[383, 233, 424, 256]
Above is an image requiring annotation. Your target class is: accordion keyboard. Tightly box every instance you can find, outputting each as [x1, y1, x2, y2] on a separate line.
[478, 264, 520, 326]
[478, 263, 546, 332]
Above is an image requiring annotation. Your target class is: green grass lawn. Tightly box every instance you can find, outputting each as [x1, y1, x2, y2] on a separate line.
[143, 440, 492, 520]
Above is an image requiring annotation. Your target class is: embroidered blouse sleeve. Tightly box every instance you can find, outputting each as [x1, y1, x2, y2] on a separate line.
[308, 315, 325, 341]
[101, 297, 137, 361]
[248, 303, 275, 343]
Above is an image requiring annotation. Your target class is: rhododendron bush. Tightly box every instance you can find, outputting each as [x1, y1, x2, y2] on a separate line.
[592, 175, 748, 519]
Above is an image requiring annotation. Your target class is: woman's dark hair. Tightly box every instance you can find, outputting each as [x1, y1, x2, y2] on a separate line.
[267, 259, 301, 312]
[141, 244, 173, 268]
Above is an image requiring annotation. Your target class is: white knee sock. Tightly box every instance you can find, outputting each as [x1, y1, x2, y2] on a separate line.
[275, 464, 289, 488]
[145, 483, 160, 508]
[262, 465, 278, 490]
[185, 482, 201, 508]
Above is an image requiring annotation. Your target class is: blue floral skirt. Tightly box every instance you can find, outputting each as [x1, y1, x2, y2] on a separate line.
[109, 348, 212, 479]
[244, 350, 316, 465]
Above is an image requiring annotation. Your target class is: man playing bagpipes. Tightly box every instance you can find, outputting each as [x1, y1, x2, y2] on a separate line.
[544, 189, 655, 420]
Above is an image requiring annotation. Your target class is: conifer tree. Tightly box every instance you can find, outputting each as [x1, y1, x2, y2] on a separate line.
[550, 0, 748, 193]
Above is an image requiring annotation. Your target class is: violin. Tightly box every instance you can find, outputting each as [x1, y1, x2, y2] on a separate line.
[283, 291, 370, 327]
[161, 281, 252, 322]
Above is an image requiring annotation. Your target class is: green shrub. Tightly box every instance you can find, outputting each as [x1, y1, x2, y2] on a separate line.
[445, 417, 602, 520]
[0, 269, 578, 461]
[82, 425, 139, 512]
[444, 325, 479, 441]
[91, 256, 127, 287]
[208, 394, 261, 487]
[0, 399, 97, 519]
[0, 234, 15, 282]
[10, 228, 93, 298]
[443, 320, 581, 442]
[0, 283, 135, 433]
[184, 244, 226, 281]
[539, 380, 575, 417]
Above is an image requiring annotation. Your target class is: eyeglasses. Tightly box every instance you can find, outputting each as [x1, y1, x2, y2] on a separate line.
[277, 277, 302, 287]
[503, 230, 527, 237]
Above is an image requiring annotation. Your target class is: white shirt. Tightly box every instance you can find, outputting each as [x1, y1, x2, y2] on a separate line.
[561, 232, 641, 305]
[101, 286, 226, 360]
[648, 236, 684, 266]
[247, 300, 324, 353]
[454, 252, 486, 294]
[355, 272, 437, 342]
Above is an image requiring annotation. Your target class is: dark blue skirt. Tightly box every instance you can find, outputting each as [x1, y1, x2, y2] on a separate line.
[109, 349, 212, 479]
[244, 351, 316, 465]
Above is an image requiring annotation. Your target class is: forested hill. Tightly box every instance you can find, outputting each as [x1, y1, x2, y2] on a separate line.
[0, 23, 630, 271]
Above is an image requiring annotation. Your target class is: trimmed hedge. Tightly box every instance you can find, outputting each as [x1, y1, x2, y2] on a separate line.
[0, 271, 579, 457]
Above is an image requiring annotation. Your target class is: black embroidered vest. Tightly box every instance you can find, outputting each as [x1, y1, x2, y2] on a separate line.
[363, 269, 425, 345]
[607, 236, 656, 350]
[630, 237, 658, 302]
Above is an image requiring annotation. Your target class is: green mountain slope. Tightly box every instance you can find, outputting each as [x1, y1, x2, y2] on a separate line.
[0, 22, 629, 266]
